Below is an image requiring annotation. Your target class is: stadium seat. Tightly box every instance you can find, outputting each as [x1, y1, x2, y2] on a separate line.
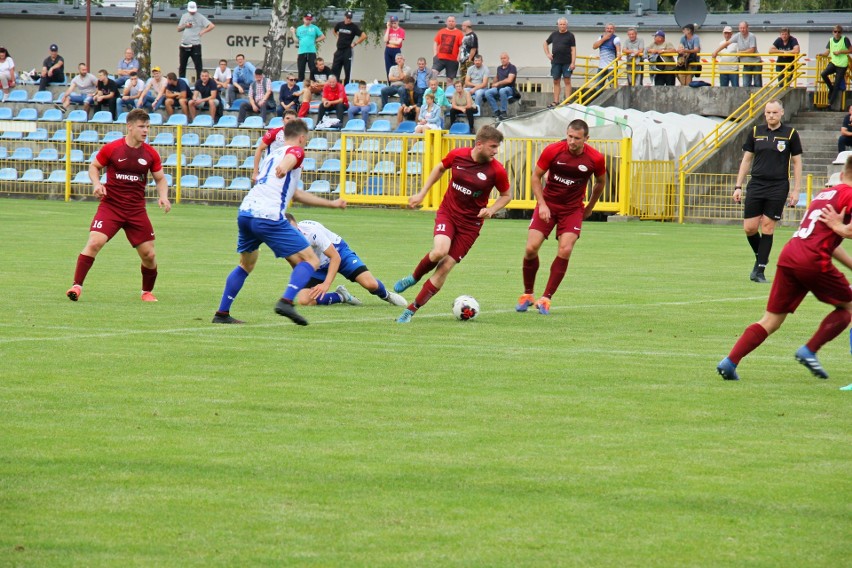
[346, 159, 369, 173]
[372, 160, 396, 174]
[301, 157, 316, 171]
[409, 140, 425, 154]
[164, 153, 184, 167]
[330, 138, 353, 152]
[11, 147, 33, 160]
[148, 113, 163, 125]
[364, 176, 384, 195]
[149, 173, 173, 186]
[271, 80, 285, 92]
[29, 91, 54, 104]
[67, 110, 88, 123]
[336, 181, 355, 195]
[90, 111, 114, 124]
[395, 121, 416, 133]
[306, 137, 328, 151]
[240, 156, 254, 169]
[227, 134, 252, 148]
[214, 155, 238, 168]
[72, 170, 90, 184]
[833, 150, 852, 165]
[368, 102, 378, 115]
[0, 146, 5, 158]
[449, 123, 471, 135]
[65, 149, 84, 162]
[357, 138, 381, 152]
[368, 83, 384, 97]
[50, 129, 67, 141]
[383, 140, 402, 153]
[75, 130, 100, 143]
[1, 131, 23, 140]
[240, 116, 264, 129]
[35, 148, 59, 161]
[6, 89, 28, 103]
[308, 100, 320, 114]
[342, 119, 366, 132]
[379, 102, 400, 116]
[796, 192, 808, 207]
[88, 151, 99, 163]
[444, 85, 456, 97]
[180, 174, 199, 188]
[0, 168, 17, 180]
[188, 153, 213, 168]
[367, 119, 391, 133]
[13, 108, 38, 121]
[0, 108, 12, 120]
[151, 132, 175, 146]
[20, 168, 45, 182]
[318, 158, 341, 172]
[404, 161, 422, 175]
[46, 169, 67, 183]
[827, 172, 842, 187]
[302, 117, 314, 130]
[114, 112, 129, 124]
[190, 115, 214, 127]
[41, 108, 64, 122]
[215, 115, 238, 128]
[307, 180, 331, 193]
[267, 116, 283, 128]
[202, 133, 226, 147]
[344, 82, 359, 95]
[166, 114, 188, 126]
[201, 175, 226, 189]
[181, 133, 200, 147]
[228, 177, 251, 190]
[26, 128, 48, 140]
[102, 131, 123, 143]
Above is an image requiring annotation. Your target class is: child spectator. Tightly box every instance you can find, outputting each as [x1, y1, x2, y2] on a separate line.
[297, 78, 312, 118]
[346, 80, 371, 125]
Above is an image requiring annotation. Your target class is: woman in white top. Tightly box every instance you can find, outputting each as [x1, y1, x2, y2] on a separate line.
[414, 92, 443, 133]
[0, 47, 16, 100]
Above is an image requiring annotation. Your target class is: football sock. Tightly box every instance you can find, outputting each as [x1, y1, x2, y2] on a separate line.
[806, 308, 851, 353]
[543, 257, 569, 299]
[412, 254, 438, 281]
[728, 322, 769, 364]
[411, 279, 440, 313]
[283, 261, 314, 302]
[141, 265, 158, 292]
[218, 265, 249, 313]
[371, 279, 389, 299]
[757, 234, 773, 269]
[73, 254, 95, 286]
[316, 293, 344, 305]
[747, 233, 761, 256]
[522, 256, 539, 294]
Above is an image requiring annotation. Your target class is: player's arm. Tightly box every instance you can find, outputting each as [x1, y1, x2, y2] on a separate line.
[151, 168, 172, 213]
[530, 164, 551, 222]
[293, 189, 347, 209]
[310, 244, 341, 300]
[584, 172, 607, 219]
[252, 140, 269, 182]
[480, 190, 512, 219]
[89, 158, 106, 199]
[831, 245, 852, 271]
[409, 163, 447, 208]
[819, 205, 852, 238]
[733, 151, 754, 202]
[788, 154, 803, 207]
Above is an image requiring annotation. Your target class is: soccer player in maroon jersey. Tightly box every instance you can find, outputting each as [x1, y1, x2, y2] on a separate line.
[717, 156, 852, 381]
[517, 118, 607, 315]
[66, 109, 171, 302]
[393, 125, 512, 323]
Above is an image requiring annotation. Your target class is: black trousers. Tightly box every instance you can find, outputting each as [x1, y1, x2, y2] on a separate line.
[297, 53, 317, 82]
[450, 107, 475, 130]
[821, 62, 848, 107]
[93, 98, 118, 120]
[178, 44, 203, 80]
[331, 48, 353, 85]
[37, 69, 65, 92]
[317, 102, 345, 125]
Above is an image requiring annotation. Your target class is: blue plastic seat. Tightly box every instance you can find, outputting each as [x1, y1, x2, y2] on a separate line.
[346, 159, 369, 173]
[11, 147, 33, 160]
[50, 128, 67, 141]
[181, 133, 200, 146]
[405, 161, 422, 175]
[240, 116, 264, 129]
[368, 102, 378, 114]
[344, 82, 359, 95]
[102, 131, 123, 143]
[46, 169, 67, 183]
[190, 115, 214, 127]
[164, 153, 184, 167]
[240, 156, 254, 169]
[215, 115, 238, 128]
[267, 116, 283, 128]
[227, 135, 251, 148]
[318, 158, 341, 172]
[29, 91, 54, 104]
[149, 173, 173, 186]
[26, 128, 48, 140]
[444, 85, 456, 97]
[114, 112, 129, 124]
[21, 168, 45, 182]
[165, 114, 188, 126]
[65, 149, 84, 162]
[151, 132, 175, 146]
[364, 176, 384, 195]
[307, 180, 331, 193]
[180, 174, 199, 188]
[302, 117, 314, 130]
[228, 177, 252, 190]
[72, 170, 90, 184]
[330, 138, 353, 152]
[0, 146, 6, 159]
[75, 130, 100, 143]
[379, 102, 400, 116]
[306, 137, 329, 151]
[301, 157, 316, 171]
[384, 139, 403, 153]
[66, 110, 88, 123]
[0, 168, 18, 180]
[1, 131, 23, 140]
[449, 123, 471, 135]
[357, 138, 381, 152]
[368, 119, 391, 133]
[336, 181, 355, 195]
[88, 151, 99, 163]
[148, 113, 163, 125]
[342, 119, 366, 132]
[409, 140, 425, 154]
[35, 148, 59, 161]
[214, 155, 238, 168]
[202, 134, 226, 147]
[0, 108, 12, 120]
[41, 108, 64, 122]
[13, 108, 38, 121]
[90, 111, 114, 124]
[368, 83, 384, 97]
[395, 121, 416, 133]
[7, 90, 28, 103]
[372, 160, 396, 174]
[189, 154, 213, 168]
[201, 175, 226, 189]
[271, 80, 285, 92]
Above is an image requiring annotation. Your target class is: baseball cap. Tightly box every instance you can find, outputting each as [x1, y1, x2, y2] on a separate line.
[49, 44, 59, 51]
[389, 16, 399, 22]
[654, 30, 665, 38]
[303, 12, 313, 20]
[344, 10, 353, 18]
[151, 66, 161, 72]
[723, 26, 733, 33]
[187, 1, 197, 12]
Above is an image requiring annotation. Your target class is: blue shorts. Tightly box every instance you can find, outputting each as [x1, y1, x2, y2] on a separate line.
[309, 242, 367, 283]
[236, 215, 310, 258]
[551, 63, 573, 80]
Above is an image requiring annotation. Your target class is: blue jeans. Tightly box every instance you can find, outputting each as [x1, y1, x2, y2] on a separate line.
[742, 64, 763, 87]
[719, 73, 739, 87]
[347, 105, 370, 121]
[380, 85, 406, 107]
[484, 86, 512, 113]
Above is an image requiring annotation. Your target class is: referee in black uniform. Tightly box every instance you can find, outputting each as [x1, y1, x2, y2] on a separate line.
[733, 99, 803, 283]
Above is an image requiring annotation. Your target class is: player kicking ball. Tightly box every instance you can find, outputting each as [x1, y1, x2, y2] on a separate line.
[393, 125, 512, 323]
[212, 119, 346, 325]
[716, 155, 852, 381]
[66, 109, 171, 303]
[517, 118, 607, 315]
[285, 212, 407, 307]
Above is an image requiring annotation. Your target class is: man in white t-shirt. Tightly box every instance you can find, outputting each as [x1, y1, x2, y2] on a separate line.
[136, 66, 169, 111]
[213, 59, 232, 105]
[57, 63, 98, 114]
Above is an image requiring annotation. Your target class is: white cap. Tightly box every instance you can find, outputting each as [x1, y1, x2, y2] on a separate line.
[723, 26, 733, 33]
[187, 1, 197, 13]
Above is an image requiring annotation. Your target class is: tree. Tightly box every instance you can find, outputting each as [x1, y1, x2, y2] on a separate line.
[131, 0, 154, 78]
[262, 0, 292, 80]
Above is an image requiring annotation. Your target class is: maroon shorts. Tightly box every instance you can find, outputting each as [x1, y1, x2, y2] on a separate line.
[766, 264, 852, 314]
[434, 211, 482, 262]
[528, 204, 584, 239]
[90, 202, 155, 248]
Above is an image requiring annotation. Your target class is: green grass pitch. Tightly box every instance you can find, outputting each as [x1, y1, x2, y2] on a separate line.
[1, 198, 849, 566]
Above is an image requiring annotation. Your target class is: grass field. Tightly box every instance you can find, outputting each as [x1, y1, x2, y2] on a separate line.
[1, 198, 850, 566]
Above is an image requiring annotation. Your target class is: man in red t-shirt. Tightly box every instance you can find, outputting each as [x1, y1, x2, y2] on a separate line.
[66, 109, 171, 303]
[432, 15, 465, 80]
[517, 119, 607, 315]
[316, 74, 348, 128]
[717, 156, 852, 381]
[393, 125, 512, 323]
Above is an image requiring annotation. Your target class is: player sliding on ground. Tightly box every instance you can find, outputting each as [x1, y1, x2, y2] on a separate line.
[717, 155, 852, 381]
[212, 119, 346, 325]
[66, 109, 171, 303]
[393, 125, 511, 323]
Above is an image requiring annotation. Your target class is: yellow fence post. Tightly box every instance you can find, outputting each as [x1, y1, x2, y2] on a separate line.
[175, 124, 182, 204]
[806, 174, 813, 206]
[678, 170, 685, 224]
[524, 139, 533, 202]
[618, 136, 632, 216]
[340, 134, 347, 195]
[64, 121, 72, 201]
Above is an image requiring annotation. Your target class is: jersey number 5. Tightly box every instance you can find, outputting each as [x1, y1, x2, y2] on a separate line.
[793, 209, 821, 240]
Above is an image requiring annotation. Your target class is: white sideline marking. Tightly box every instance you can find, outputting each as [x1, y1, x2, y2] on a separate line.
[0, 295, 769, 345]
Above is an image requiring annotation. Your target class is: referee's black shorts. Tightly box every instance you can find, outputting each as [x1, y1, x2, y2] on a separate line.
[743, 178, 789, 221]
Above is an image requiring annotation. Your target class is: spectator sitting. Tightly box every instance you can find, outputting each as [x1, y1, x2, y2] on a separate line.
[346, 80, 371, 125]
[464, 54, 489, 109]
[397, 76, 418, 124]
[120, 72, 143, 110]
[421, 77, 450, 109]
[414, 92, 442, 133]
[381, 53, 411, 108]
[277, 73, 300, 117]
[238, 68, 275, 124]
[676, 23, 701, 86]
[92, 69, 120, 120]
[412, 57, 437, 107]
[35, 43, 65, 91]
[449, 78, 476, 132]
[213, 59, 232, 104]
[316, 74, 348, 128]
[57, 63, 97, 115]
[310, 57, 330, 95]
[137, 66, 168, 110]
[839, 105, 852, 152]
[163, 72, 191, 116]
[483, 52, 518, 121]
[228, 54, 255, 107]
[0, 47, 15, 101]
[296, 78, 312, 118]
[115, 48, 139, 88]
[188, 69, 220, 121]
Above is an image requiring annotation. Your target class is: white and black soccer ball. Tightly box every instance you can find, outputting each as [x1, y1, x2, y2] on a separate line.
[452, 295, 480, 321]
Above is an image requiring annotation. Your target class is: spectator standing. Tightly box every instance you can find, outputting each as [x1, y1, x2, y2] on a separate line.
[622, 27, 645, 87]
[309, 58, 330, 95]
[35, 44, 65, 91]
[332, 10, 366, 86]
[769, 27, 799, 84]
[647, 31, 676, 86]
[188, 70, 220, 121]
[591, 23, 621, 89]
[676, 23, 701, 86]
[544, 18, 576, 104]
[121, 72, 143, 110]
[449, 78, 476, 132]
[412, 57, 437, 106]
[464, 54, 489, 109]
[347, 80, 371, 125]
[316, 74, 348, 127]
[838, 105, 852, 152]
[238, 68, 275, 124]
[717, 27, 739, 87]
[277, 74, 300, 117]
[213, 59, 232, 105]
[177, 1, 215, 81]
[820, 26, 851, 111]
[115, 48, 139, 89]
[433, 15, 465, 80]
[458, 20, 479, 80]
[163, 73, 191, 117]
[483, 52, 518, 121]
[714, 21, 761, 87]
[57, 63, 98, 115]
[383, 16, 405, 77]
[92, 69, 120, 120]
[292, 13, 325, 82]
[0, 47, 15, 101]
[380, 53, 411, 108]
[229, 54, 256, 106]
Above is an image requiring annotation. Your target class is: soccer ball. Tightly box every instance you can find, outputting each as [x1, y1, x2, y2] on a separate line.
[452, 295, 480, 321]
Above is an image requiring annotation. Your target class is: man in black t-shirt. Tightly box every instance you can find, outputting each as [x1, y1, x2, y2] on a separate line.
[838, 105, 852, 152]
[768, 27, 800, 84]
[543, 18, 576, 106]
[35, 44, 65, 91]
[733, 100, 803, 283]
[92, 69, 120, 120]
[331, 11, 366, 85]
[164, 72, 191, 116]
[189, 70, 220, 121]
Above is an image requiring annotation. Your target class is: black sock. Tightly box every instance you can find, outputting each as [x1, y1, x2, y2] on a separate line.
[747, 233, 761, 256]
[757, 234, 774, 269]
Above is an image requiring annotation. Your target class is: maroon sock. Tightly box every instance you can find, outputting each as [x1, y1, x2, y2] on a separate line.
[806, 309, 851, 353]
[410, 279, 440, 312]
[73, 254, 95, 286]
[543, 257, 569, 298]
[412, 254, 438, 281]
[522, 256, 539, 295]
[141, 265, 158, 293]
[728, 323, 769, 364]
